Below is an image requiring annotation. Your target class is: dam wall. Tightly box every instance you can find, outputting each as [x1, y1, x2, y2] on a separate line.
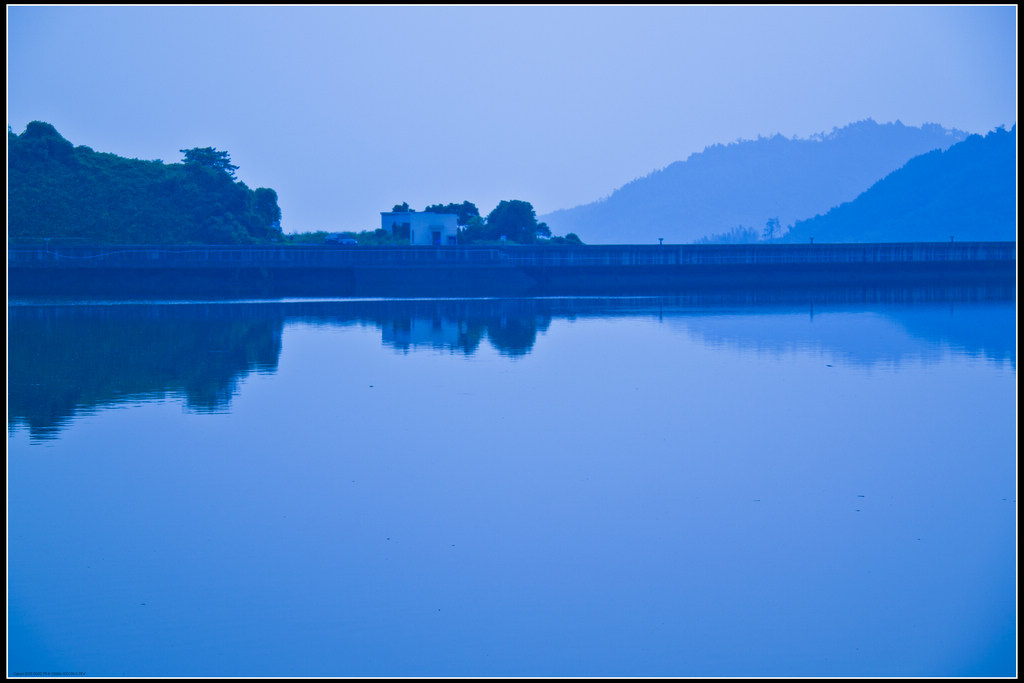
[8, 242, 1016, 297]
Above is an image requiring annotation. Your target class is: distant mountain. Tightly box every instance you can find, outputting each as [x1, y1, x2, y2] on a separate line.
[540, 120, 968, 244]
[781, 126, 1016, 244]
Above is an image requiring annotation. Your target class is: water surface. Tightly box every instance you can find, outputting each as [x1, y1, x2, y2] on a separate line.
[8, 294, 1017, 677]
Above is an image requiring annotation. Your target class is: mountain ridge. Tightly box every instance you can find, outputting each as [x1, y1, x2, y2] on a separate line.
[541, 119, 969, 244]
[781, 125, 1016, 243]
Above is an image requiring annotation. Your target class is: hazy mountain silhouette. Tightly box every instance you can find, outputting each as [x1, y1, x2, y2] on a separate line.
[540, 120, 967, 244]
[782, 126, 1016, 244]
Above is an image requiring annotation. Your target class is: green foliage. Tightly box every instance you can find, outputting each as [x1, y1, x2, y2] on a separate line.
[486, 200, 543, 244]
[254, 187, 282, 231]
[431, 200, 581, 245]
[459, 199, 555, 244]
[180, 146, 239, 179]
[544, 232, 584, 245]
[458, 215, 490, 243]
[15, 121, 75, 161]
[359, 228, 406, 245]
[8, 122, 283, 245]
[283, 231, 333, 244]
[380, 200, 577, 246]
[424, 201, 480, 226]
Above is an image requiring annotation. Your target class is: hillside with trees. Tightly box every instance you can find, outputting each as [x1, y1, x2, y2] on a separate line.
[422, 199, 581, 244]
[540, 119, 968, 244]
[8, 121, 283, 245]
[781, 126, 1016, 243]
[313, 199, 582, 245]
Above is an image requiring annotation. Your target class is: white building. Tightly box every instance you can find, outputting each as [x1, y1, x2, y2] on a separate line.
[381, 211, 459, 246]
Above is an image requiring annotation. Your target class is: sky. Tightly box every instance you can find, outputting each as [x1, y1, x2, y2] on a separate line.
[6, 5, 1018, 234]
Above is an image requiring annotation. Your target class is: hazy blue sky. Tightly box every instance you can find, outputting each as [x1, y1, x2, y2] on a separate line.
[7, 5, 1017, 234]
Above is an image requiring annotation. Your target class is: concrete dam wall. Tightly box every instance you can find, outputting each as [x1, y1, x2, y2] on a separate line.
[8, 242, 1016, 297]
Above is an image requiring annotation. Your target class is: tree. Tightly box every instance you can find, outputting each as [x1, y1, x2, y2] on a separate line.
[254, 187, 282, 232]
[486, 200, 544, 244]
[424, 201, 480, 226]
[763, 217, 780, 241]
[180, 147, 239, 179]
[15, 120, 75, 162]
[546, 232, 584, 245]
[8, 122, 284, 245]
[458, 215, 488, 243]
[391, 202, 412, 212]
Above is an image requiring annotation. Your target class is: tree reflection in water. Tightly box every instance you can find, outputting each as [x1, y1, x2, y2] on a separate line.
[8, 285, 1013, 440]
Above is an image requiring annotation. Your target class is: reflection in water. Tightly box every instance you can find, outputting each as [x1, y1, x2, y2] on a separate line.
[675, 302, 1017, 368]
[7, 304, 281, 440]
[378, 301, 552, 356]
[7, 286, 1015, 441]
[7, 286, 1017, 677]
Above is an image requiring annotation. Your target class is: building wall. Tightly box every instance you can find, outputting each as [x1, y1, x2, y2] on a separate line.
[381, 212, 458, 245]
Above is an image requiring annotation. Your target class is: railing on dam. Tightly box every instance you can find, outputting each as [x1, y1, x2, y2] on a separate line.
[8, 242, 1017, 269]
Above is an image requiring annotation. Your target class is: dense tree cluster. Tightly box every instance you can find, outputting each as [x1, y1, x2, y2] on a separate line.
[391, 198, 582, 245]
[8, 121, 283, 245]
[424, 201, 480, 226]
[7, 119, 582, 247]
[180, 146, 239, 179]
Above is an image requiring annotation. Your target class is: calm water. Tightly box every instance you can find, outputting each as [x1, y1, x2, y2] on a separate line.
[7, 293, 1017, 677]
